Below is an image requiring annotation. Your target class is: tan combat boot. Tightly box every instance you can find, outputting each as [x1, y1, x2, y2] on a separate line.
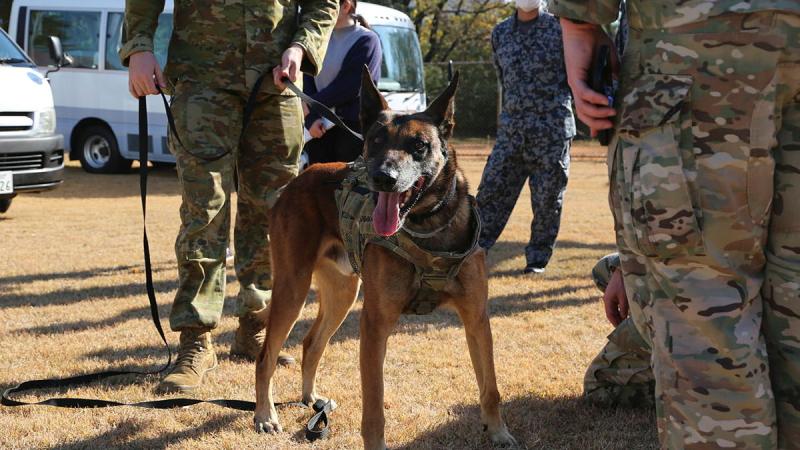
[157, 329, 217, 393]
[231, 313, 296, 366]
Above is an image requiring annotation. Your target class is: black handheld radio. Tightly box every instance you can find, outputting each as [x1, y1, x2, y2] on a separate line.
[589, 45, 614, 146]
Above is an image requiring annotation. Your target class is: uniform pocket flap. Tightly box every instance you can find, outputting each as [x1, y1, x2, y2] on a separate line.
[618, 74, 693, 137]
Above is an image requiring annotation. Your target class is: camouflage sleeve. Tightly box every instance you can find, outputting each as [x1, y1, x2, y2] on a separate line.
[292, 0, 339, 76]
[550, 0, 621, 25]
[118, 0, 165, 66]
[591, 253, 621, 293]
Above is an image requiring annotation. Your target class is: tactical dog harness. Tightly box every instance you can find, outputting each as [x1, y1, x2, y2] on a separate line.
[335, 158, 482, 315]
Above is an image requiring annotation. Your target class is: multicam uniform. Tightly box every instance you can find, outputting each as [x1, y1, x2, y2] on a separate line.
[585, 253, 654, 408]
[476, 11, 576, 268]
[121, 0, 337, 331]
[552, 0, 800, 447]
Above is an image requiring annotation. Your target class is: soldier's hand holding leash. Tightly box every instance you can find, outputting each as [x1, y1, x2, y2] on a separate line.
[559, 18, 618, 137]
[128, 51, 166, 98]
[273, 44, 305, 90]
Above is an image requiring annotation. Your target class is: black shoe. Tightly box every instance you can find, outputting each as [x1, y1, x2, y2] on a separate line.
[522, 264, 545, 275]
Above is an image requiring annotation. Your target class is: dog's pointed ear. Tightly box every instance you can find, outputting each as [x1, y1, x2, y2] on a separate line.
[360, 65, 389, 133]
[424, 71, 459, 139]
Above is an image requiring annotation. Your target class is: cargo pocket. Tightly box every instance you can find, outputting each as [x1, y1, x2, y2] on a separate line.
[617, 74, 704, 258]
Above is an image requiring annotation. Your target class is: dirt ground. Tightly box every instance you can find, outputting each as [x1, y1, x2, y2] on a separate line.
[0, 142, 657, 449]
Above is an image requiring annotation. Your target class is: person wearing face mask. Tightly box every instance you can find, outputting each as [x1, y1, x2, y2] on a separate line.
[302, 0, 382, 164]
[476, 0, 575, 274]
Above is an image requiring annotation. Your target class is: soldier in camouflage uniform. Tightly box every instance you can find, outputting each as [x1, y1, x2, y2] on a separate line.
[585, 253, 654, 408]
[121, 0, 337, 392]
[476, 1, 576, 274]
[554, 0, 800, 447]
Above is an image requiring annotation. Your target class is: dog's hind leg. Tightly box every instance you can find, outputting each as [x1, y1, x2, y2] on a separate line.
[453, 254, 518, 448]
[301, 256, 360, 405]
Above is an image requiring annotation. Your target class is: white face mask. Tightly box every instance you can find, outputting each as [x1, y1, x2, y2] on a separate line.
[515, 0, 541, 12]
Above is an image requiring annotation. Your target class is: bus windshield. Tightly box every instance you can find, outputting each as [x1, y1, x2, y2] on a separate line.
[372, 25, 424, 93]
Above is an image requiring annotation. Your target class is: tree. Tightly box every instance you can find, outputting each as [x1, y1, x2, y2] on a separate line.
[1, 0, 11, 31]
[371, 0, 513, 63]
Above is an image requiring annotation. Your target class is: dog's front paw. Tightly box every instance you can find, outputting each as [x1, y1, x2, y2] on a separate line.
[302, 392, 327, 406]
[254, 416, 283, 434]
[489, 426, 518, 448]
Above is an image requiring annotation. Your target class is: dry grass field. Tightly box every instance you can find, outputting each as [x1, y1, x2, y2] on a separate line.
[0, 142, 657, 449]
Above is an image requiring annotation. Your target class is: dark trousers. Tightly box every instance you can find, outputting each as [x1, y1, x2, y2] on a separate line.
[304, 122, 363, 165]
[476, 128, 571, 267]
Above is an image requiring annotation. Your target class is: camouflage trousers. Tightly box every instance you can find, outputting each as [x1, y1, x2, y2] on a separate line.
[476, 126, 571, 266]
[584, 253, 655, 408]
[168, 81, 303, 331]
[611, 11, 800, 448]
[584, 317, 655, 408]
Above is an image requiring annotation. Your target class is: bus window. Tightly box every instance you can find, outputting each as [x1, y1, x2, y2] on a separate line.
[106, 12, 173, 71]
[372, 25, 424, 93]
[28, 10, 101, 69]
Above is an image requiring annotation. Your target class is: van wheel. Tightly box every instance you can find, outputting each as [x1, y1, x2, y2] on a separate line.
[0, 198, 11, 213]
[77, 125, 131, 174]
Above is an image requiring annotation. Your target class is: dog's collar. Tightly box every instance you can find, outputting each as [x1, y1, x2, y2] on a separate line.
[402, 176, 458, 238]
[408, 175, 457, 221]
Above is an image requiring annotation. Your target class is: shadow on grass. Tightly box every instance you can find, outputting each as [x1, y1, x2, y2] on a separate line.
[0, 278, 179, 309]
[486, 240, 616, 273]
[49, 411, 241, 450]
[0, 262, 175, 286]
[72, 283, 593, 370]
[396, 395, 657, 450]
[19, 304, 168, 335]
[44, 165, 180, 200]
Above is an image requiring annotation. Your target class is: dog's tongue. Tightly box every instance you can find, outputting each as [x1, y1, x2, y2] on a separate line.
[373, 192, 402, 236]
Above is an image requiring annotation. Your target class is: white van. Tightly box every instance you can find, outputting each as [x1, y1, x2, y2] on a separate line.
[8, 0, 426, 173]
[0, 27, 64, 213]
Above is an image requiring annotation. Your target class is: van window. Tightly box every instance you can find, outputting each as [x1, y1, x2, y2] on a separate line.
[372, 26, 424, 93]
[106, 12, 173, 71]
[28, 10, 101, 69]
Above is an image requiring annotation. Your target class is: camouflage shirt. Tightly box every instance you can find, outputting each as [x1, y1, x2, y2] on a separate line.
[551, 0, 800, 28]
[492, 12, 576, 140]
[120, 0, 338, 94]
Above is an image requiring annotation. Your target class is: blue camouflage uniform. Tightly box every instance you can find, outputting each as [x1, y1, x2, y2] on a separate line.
[476, 10, 576, 268]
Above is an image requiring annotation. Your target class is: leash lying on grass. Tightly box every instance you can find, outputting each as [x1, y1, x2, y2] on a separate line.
[1, 75, 356, 442]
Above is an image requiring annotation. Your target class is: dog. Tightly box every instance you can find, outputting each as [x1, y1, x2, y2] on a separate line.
[253, 68, 517, 449]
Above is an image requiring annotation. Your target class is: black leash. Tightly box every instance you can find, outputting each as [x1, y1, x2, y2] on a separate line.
[1, 77, 344, 442]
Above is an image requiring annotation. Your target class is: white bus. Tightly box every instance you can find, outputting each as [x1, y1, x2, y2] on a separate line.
[8, 0, 426, 173]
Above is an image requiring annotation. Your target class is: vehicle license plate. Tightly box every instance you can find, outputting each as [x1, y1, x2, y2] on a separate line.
[0, 172, 13, 195]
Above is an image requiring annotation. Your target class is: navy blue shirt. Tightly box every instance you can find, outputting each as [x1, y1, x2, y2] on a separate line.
[304, 25, 382, 130]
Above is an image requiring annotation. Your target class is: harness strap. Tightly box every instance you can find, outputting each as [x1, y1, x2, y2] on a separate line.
[1, 91, 334, 442]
